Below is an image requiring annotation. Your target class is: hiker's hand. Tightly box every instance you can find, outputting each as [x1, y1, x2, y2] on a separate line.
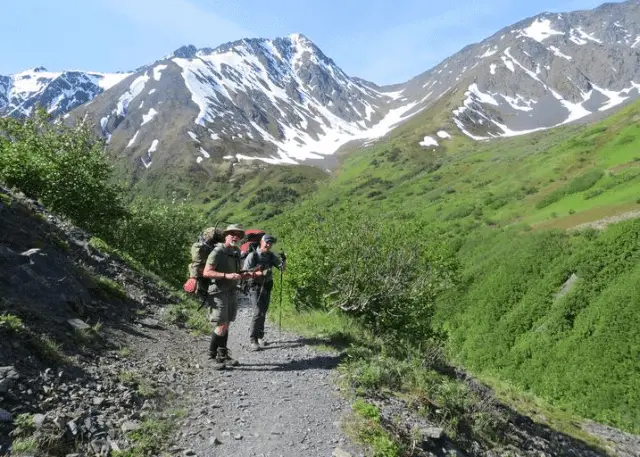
[239, 271, 254, 279]
[226, 272, 242, 280]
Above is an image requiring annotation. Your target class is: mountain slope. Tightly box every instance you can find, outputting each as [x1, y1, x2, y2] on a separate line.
[397, 0, 640, 139]
[72, 34, 413, 172]
[0, 67, 131, 118]
[3, 1, 640, 208]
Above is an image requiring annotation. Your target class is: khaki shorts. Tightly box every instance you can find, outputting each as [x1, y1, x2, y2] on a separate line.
[207, 289, 238, 323]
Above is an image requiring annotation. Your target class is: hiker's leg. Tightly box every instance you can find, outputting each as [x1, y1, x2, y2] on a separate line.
[256, 287, 272, 340]
[249, 286, 261, 342]
[208, 295, 230, 368]
[220, 291, 238, 365]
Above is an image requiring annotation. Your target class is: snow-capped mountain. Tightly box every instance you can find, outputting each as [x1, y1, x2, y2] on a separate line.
[72, 33, 411, 169]
[398, 0, 640, 139]
[6, 0, 640, 172]
[0, 67, 131, 118]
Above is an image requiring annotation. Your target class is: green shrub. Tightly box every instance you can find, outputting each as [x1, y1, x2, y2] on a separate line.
[278, 207, 458, 345]
[0, 109, 126, 234]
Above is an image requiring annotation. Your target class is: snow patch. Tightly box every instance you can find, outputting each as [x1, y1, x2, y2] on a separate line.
[490, 63, 497, 75]
[141, 108, 158, 126]
[592, 82, 640, 111]
[148, 139, 159, 153]
[500, 94, 536, 111]
[153, 64, 167, 81]
[569, 28, 602, 45]
[501, 55, 515, 72]
[210, 132, 220, 140]
[149, 89, 156, 95]
[116, 73, 150, 117]
[187, 131, 200, 142]
[419, 136, 438, 147]
[518, 18, 564, 42]
[548, 46, 572, 60]
[436, 130, 451, 139]
[468, 83, 499, 106]
[479, 47, 498, 58]
[199, 147, 210, 158]
[126, 130, 139, 148]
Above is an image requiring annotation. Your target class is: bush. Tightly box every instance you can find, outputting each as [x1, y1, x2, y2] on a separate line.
[108, 198, 206, 286]
[0, 109, 126, 233]
[279, 208, 459, 345]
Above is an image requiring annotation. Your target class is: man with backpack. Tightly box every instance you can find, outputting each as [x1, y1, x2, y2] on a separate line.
[202, 224, 253, 369]
[242, 234, 286, 351]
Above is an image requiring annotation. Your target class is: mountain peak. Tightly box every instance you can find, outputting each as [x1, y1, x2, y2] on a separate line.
[33, 66, 48, 73]
[172, 44, 198, 59]
[287, 32, 311, 43]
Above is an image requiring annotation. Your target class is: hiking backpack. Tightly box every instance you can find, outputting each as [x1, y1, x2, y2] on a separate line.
[183, 226, 225, 295]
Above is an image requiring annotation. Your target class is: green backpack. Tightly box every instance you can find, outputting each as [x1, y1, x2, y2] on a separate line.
[184, 226, 225, 295]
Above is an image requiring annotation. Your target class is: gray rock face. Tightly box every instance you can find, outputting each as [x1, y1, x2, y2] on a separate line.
[0, 366, 19, 394]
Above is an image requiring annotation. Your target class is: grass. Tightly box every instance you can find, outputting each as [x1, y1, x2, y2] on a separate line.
[32, 335, 69, 365]
[119, 370, 158, 398]
[0, 313, 25, 332]
[163, 295, 211, 335]
[92, 275, 128, 300]
[10, 437, 38, 454]
[480, 374, 608, 450]
[112, 417, 175, 457]
[253, 99, 640, 442]
[344, 399, 403, 457]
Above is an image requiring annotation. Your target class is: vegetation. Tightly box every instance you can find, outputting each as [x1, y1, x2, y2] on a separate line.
[2, 87, 639, 453]
[263, 98, 640, 438]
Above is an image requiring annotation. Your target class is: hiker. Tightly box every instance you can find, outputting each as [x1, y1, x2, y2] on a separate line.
[202, 224, 252, 369]
[242, 234, 286, 351]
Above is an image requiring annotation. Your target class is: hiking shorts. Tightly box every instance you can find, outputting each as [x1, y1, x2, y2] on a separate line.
[207, 289, 238, 324]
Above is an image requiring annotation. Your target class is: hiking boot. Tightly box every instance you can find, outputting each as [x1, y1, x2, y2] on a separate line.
[211, 350, 226, 370]
[220, 348, 239, 366]
[249, 339, 260, 351]
[258, 338, 268, 347]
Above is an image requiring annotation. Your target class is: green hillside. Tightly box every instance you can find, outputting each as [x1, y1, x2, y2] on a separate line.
[264, 98, 640, 434]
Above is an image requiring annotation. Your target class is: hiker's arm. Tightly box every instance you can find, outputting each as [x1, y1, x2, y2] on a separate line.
[203, 264, 236, 279]
[273, 252, 285, 272]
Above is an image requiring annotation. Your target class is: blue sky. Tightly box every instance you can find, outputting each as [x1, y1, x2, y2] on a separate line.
[0, 0, 620, 85]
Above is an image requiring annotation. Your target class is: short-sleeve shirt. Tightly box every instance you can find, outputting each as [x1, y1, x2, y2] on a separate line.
[205, 244, 241, 292]
[242, 249, 282, 286]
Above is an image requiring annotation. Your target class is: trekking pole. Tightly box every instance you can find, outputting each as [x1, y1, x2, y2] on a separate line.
[278, 265, 283, 336]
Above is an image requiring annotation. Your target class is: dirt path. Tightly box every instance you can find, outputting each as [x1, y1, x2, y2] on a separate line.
[569, 209, 640, 231]
[169, 301, 362, 457]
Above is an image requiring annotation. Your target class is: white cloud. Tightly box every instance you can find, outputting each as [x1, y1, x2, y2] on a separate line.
[99, 0, 252, 48]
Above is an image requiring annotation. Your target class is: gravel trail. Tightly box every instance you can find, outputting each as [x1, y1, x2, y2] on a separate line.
[172, 300, 362, 457]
